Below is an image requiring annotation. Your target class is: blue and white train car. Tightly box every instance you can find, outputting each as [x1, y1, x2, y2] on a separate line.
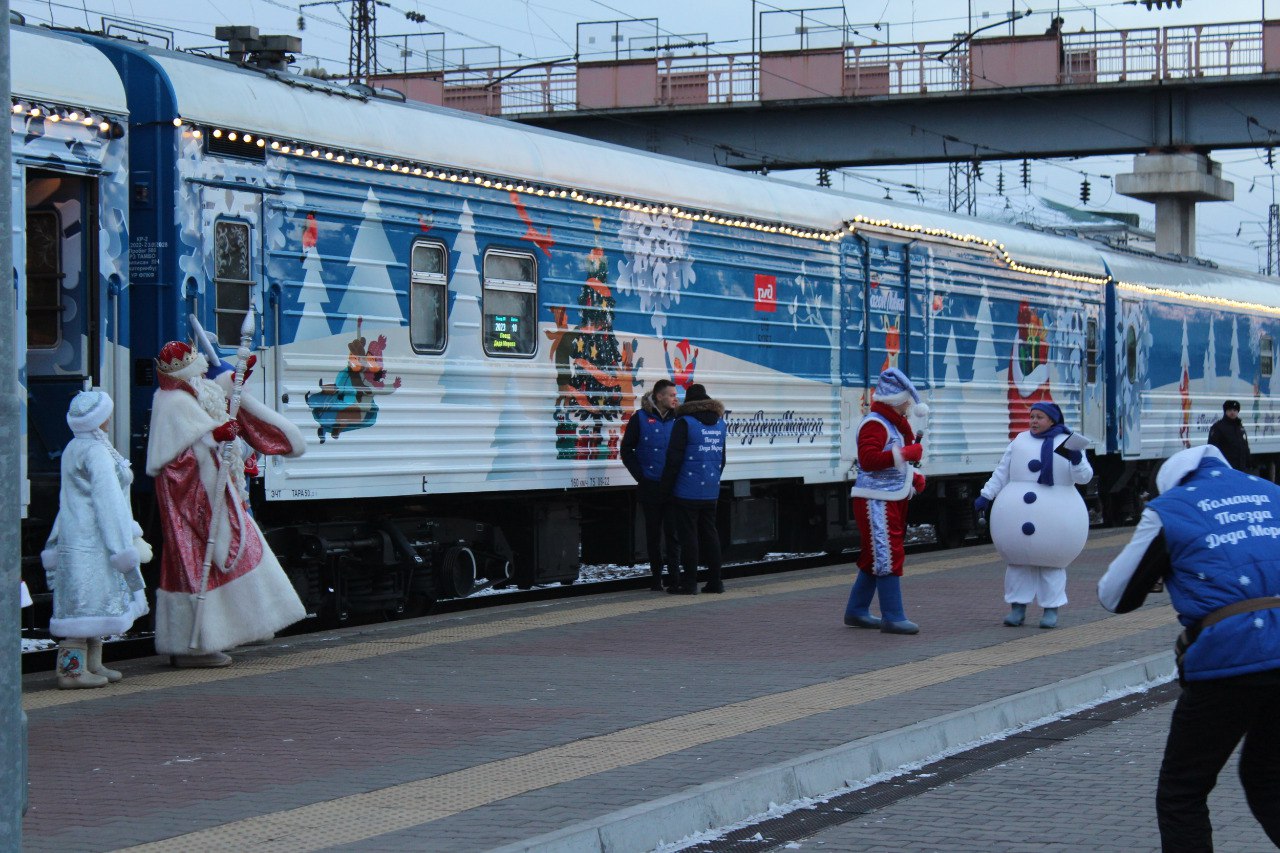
[19, 25, 1280, 619]
[12, 26, 130, 533]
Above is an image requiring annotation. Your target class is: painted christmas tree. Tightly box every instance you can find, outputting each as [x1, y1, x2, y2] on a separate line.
[554, 242, 628, 461]
[337, 188, 404, 332]
[293, 213, 333, 342]
[1179, 318, 1192, 447]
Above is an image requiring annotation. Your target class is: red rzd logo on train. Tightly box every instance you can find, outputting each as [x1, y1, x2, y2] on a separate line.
[754, 274, 777, 312]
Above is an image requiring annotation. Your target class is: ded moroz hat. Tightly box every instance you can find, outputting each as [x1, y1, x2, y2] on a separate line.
[872, 368, 929, 417]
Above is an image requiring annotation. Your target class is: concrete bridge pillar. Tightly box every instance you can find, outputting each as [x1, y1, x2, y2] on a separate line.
[1115, 153, 1233, 257]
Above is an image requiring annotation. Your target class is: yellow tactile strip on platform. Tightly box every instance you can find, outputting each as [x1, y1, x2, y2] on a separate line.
[23, 532, 1132, 712]
[117, 603, 1175, 852]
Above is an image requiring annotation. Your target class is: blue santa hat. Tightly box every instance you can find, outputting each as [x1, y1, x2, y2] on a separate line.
[873, 368, 929, 417]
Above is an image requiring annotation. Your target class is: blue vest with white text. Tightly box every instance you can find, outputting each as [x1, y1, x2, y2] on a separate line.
[1148, 459, 1280, 681]
[636, 412, 673, 482]
[674, 416, 726, 501]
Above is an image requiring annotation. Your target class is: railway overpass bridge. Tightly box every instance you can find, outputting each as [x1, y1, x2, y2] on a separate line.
[373, 19, 1280, 255]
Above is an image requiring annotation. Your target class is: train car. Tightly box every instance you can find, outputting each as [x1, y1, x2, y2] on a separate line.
[17, 24, 1280, 624]
[12, 26, 131, 566]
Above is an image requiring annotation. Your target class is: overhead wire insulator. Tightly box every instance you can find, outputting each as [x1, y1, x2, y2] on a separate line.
[1020, 158, 1030, 189]
[1080, 177, 1091, 205]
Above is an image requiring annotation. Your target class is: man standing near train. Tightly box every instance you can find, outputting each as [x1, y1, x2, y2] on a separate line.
[1207, 399, 1251, 472]
[661, 383, 727, 594]
[621, 379, 680, 591]
[146, 341, 308, 667]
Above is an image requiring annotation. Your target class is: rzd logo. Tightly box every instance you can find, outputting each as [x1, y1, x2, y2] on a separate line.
[754, 274, 777, 312]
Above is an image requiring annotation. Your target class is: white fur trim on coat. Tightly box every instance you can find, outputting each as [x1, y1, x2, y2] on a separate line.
[41, 549, 57, 571]
[109, 547, 140, 573]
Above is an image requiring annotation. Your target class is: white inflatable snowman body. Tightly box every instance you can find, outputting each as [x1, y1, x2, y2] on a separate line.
[987, 431, 1090, 568]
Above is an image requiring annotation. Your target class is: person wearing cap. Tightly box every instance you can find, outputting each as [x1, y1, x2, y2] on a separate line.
[844, 368, 929, 635]
[1208, 399, 1250, 472]
[974, 400, 1092, 629]
[146, 341, 307, 667]
[41, 389, 151, 688]
[620, 378, 681, 591]
[661, 383, 727, 594]
[1098, 445, 1280, 851]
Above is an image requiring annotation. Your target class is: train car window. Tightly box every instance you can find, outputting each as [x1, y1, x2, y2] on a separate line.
[1125, 325, 1138, 384]
[410, 240, 447, 354]
[482, 249, 536, 357]
[26, 210, 62, 349]
[1085, 317, 1098, 384]
[213, 219, 253, 345]
[1263, 335, 1274, 378]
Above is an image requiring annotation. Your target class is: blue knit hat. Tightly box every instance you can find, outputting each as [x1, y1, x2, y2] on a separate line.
[873, 368, 929, 416]
[1029, 401, 1064, 425]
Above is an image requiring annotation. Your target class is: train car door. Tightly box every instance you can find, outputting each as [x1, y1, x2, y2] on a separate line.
[839, 236, 869, 467]
[23, 168, 104, 517]
[1116, 298, 1144, 458]
[1080, 302, 1106, 444]
[199, 188, 265, 396]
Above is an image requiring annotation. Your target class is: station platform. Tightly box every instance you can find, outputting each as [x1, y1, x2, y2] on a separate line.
[19, 530, 1247, 852]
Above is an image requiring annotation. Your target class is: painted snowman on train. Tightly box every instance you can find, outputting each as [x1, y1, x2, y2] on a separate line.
[975, 401, 1093, 629]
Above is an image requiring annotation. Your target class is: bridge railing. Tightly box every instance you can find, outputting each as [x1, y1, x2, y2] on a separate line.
[371, 20, 1276, 117]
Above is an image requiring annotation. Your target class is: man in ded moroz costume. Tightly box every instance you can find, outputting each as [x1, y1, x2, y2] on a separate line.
[974, 401, 1092, 629]
[147, 338, 306, 667]
[843, 368, 928, 635]
[42, 389, 151, 688]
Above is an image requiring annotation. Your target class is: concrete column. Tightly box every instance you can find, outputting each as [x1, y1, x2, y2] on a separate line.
[1115, 153, 1233, 257]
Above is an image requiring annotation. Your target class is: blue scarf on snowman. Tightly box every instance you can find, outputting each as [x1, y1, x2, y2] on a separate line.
[1030, 401, 1069, 486]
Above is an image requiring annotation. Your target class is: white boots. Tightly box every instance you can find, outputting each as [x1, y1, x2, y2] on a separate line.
[55, 638, 125, 688]
[56, 639, 108, 689]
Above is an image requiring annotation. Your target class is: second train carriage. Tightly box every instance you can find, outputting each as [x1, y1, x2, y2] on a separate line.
[15, 23, 1280, 621]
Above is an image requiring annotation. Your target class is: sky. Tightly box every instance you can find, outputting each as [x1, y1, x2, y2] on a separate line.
[14, 0, 1280, 272]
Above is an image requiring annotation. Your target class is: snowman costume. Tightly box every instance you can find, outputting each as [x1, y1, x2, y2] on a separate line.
[977, 401, 1092, 627]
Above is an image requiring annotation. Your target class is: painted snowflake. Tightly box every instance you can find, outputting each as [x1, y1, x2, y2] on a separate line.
[615, 209, 695, 338]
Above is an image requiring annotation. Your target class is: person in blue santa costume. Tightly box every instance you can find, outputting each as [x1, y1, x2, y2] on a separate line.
[843, 368, 928, 635]
[974, 401, 1092, 629]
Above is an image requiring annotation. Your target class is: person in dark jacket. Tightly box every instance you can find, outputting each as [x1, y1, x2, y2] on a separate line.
[1098, 445, 1280, 852]
[660, 384, 727, 594]
[620, 379, 680, 591]
[1207, 399, 1251, 472]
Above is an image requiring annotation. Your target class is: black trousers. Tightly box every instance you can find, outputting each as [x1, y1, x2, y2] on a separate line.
[639, 499, 679, 584]
[1156, 675, 1280, 852]
[670, 499, 721, 589]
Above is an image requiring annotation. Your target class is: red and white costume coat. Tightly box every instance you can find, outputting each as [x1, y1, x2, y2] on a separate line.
[852, 402, 925, 578]
[145, 372, 307, 655]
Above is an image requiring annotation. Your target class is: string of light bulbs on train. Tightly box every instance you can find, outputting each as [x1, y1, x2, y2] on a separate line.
[13, 94, 1278, 318]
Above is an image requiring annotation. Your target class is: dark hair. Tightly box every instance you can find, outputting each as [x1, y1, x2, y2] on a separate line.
[653, 379, 675, 395]
[683, 383, 710, 403]
[1223, 400, 1241, 412]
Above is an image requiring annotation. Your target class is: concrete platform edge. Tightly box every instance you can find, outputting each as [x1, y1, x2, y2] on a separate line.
[487, 651, 1176, 853]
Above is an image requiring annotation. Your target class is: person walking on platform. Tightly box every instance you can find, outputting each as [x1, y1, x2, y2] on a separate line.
[621, 379, 680, 591]
[974, 401, 1092, 629]
[1207, 399, 1251, 472]
[661, 383, 727, 595]
[1098, 445, 1280, 852]
[844, 368, 928, 635]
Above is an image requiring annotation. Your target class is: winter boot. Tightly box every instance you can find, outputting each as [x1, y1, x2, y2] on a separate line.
[87, 638, 123, 682]
[1039, 607, 1059, 629]
[875, 575, 920, 635]
[56, 640, 108, 689]
[648, 570, 665, 592]
[1003, 603, 1027, 627]
[843, 572, 881, 628]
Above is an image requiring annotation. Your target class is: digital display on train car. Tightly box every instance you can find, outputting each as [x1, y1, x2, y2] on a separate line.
[486, 315, 521, 351]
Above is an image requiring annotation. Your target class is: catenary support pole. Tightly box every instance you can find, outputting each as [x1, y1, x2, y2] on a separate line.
[0, 0, 27, 844]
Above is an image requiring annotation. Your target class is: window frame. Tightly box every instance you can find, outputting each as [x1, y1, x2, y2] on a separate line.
[25, 208, 63, 351]
[1262, 334, 1274, 379]
[1085, 316, 1098, 385]
[481, 247, 538, 359]
[409, 238, 449, 355]
[212, 217, 255, 346]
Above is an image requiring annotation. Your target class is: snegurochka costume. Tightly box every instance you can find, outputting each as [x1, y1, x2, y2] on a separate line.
[41, 390, 151, 689]
[843, 368, 928, 635]
[976, 400, 1092, 629]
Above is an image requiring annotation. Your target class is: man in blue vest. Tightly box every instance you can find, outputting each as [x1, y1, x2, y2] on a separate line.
[1099, 445, 1280, 852]
[621, 379, 680, 591]
[661, 383, 727, 595]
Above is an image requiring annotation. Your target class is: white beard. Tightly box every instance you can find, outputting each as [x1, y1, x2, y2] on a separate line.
[190, 375, 229, 421]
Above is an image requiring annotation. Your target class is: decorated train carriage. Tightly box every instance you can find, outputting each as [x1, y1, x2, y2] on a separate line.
[18, 24, 1280, 622]
[13, 26, 131, 543]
